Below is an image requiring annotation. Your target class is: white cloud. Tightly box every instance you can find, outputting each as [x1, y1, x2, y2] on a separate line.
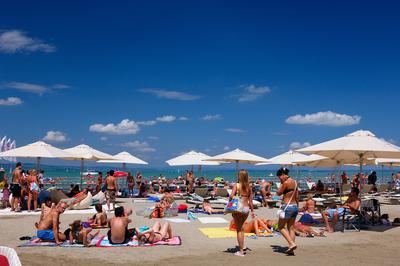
[2, 81, 70, 95]
[89, 119, 140, 135]
[0, 30, 56, 53]
[100, 136, 108, 141]
[121, 140, 156, 152]
[225, 128, 246, 133]
[202, 114, 222, 121]
[223, 146, 231, 151]
[137, 120, 157, 126]
[289, 142, 311, 150]
[0, 97, 22, 106]
[156, 115, 176, 122]
[140, 88, 202, 101]
[237, 84, 271, 102]
[43, 131, 68, 143]
[286, 111, 361, 126]
[179, 116, 189, 121]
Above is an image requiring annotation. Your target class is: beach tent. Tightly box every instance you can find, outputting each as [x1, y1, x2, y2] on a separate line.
[63, 144, 115, 188]
[0, 141, 73, 170]
[97, 151, 148, 169]
[205, 148, 269, 176]
[297, 130, 400, 173]
[166, 150, 220, 174]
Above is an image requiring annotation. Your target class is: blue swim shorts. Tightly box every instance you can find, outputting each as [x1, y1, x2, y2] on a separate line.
[37, 230, 55, 241]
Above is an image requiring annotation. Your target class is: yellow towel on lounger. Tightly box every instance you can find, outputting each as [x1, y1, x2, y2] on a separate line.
[199, 227, 272, 239]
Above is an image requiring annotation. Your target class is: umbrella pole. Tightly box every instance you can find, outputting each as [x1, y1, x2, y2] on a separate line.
[36, 157, 41, 171]
[80, 158, 84, 189]
[198, 165, 202, 177]
[381, 164, 384, 184]
[296, 164, 300, 180]
[122, 162, 126, 171]
[359, 154, 363, 174]
[236, 160, 239, 180]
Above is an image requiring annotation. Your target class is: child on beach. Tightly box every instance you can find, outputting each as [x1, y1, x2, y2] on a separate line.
[1, 183, 10, 208]
[64, 220, 99, 246]
[88, 203, 108, 227]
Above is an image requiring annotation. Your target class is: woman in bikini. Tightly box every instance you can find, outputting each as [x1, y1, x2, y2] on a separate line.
[27, 169, 40, 212]
[65, 220, 99, 246]
[229, 218, 271, 236]
[126, 172, 135, 197]
[229, 169, 255, 257]
[136, 221, 173, 244]
[276, 167, 298, 255]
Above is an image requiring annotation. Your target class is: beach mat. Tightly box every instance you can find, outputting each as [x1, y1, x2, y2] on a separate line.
[96, 235, 181, 247]
[163, 218, 191, 223]
[19, 235, 101, 248]
[190, 209, 224, 215]
[199, 227, 273, 239]
[197, 217, 228, 224]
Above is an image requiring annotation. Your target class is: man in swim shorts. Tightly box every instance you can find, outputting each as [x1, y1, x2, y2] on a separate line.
[36, 202, 68, 244]
[108, 206, 134, 244]
[10, 162, 23, 212]
[322, 187, 361, 232]
[105, 170, 117, 212]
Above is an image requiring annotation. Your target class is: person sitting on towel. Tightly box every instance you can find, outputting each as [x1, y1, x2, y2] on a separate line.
[136, 221, 173, 244]
[36, 202, 68, 244]
[64, 220, 98, 246]
[35, 197, 54, 228]
[107, 206, 135, 244]
[88, 203, 107, 227]
[321, 187, 361, 233]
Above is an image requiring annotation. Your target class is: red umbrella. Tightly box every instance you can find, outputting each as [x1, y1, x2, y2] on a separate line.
[113, 171, 128, 177]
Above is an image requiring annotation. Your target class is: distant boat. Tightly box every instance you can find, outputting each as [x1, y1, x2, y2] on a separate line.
[82, 170, 99, 176]
[269, 173, 274, 177]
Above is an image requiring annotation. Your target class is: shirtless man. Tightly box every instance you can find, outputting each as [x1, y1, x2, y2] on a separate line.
[107, 206, 134, 244]
[302, 196, 316, 213]
[186, 171, 194, 194]
[322, 187, 361, 232]
[105, 170, 118, 212]
[261, 181, 273, 207]
[10, 162, 23, 211]
[36, 202, 68, 244]
[35, 197, 55, 228]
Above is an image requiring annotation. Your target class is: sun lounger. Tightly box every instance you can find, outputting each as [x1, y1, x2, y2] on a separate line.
[0, 246, 22, 266]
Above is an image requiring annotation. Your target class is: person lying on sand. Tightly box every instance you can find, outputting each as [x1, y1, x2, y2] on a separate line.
[107, 206, 134, 244]
[202, 199, 221, 214]
[302, 196, 316, 213]
[321, 187, 361, 232]
[36, 202, 68, 245]
[64, 220, 99, 246]
[229, 218, 272, 236]
[264, 219, 325, 237]
[136, 221, 173, 244]
[88, 203, 107, 227]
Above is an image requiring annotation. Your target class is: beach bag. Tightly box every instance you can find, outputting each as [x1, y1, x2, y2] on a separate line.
[277, 181, 297, 219]
[224, 197, 244, 213]
[151, 207, 164, 218]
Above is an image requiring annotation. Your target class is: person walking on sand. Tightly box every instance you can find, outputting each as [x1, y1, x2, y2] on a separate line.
[105, 170, 118, 212]
[276, 167, 298, 255]
[229, 169, 255, 257]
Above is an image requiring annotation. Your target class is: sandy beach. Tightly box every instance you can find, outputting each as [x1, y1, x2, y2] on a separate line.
[1, 199, 399, 266]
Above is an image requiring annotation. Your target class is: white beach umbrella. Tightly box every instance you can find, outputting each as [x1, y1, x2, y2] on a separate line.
[205, 148, 269, 175]
[97, 151, 148, 169]
[375, 158, 400, 183]
[166, 151, 220, 175]
[0, 140, 73, 169]
[297, 130, 400, 173]
[64, 144, 115, 187]
[166, 151, 220, 166]
[256, 150, 311, 166]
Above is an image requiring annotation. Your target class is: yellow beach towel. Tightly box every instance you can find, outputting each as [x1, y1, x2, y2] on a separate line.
[199, 227, 273, 239]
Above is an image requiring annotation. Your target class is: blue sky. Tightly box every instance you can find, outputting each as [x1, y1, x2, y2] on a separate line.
[0, 0, 399, 166]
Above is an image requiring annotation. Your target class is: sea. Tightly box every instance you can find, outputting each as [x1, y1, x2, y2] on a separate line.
[0, 162, 396, 191]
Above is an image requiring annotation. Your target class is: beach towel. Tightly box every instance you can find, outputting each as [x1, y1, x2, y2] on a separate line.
[199, 227, 274, 239]
[19, 235, 101, 248]
[197, 217, 228, 224]
[96, 235, 181, 247]
[190, 209, 224, 215]
[163, 218, 191, 223]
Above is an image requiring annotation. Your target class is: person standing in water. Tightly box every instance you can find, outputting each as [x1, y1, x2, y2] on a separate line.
[276, 167, 298, 255]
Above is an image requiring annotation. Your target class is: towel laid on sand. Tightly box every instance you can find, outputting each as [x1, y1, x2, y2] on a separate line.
[96, 235, 182, 247]
[189, 209, 225, 215]
[19, 235, 101, 247]
[197, 217, 228, 224]
[199, 227, 274, 239]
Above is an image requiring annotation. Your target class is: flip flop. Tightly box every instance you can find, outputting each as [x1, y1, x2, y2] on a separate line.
[234, 251, 245, 257]
[19, 236, 31, 241]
